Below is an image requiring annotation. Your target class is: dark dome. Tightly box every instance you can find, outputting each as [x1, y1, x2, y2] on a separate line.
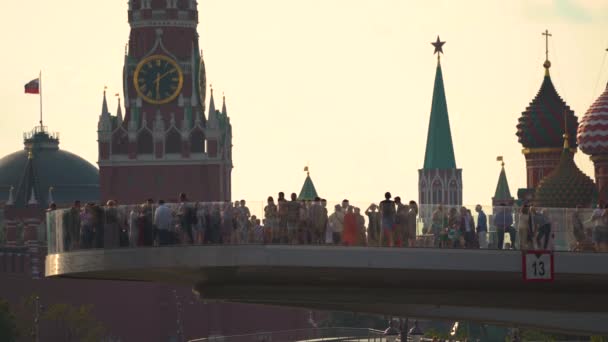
[516, 70, 578, 149]
[534, 139, 596, 208]
[0, 128, 99, 206]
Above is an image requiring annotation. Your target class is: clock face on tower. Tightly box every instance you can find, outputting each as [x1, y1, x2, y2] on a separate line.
[134, 55, 184, 105]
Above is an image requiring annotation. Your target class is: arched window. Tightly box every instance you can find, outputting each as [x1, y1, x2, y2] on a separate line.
[432, 180, 442, 205]
[420, 181, 427, 204]
[111, 129, 129, 155]
[449, 180, 458, 206]
[165, 129, 182, 154]
[190, 129, 205, 153]
[137, 130, 154, 155]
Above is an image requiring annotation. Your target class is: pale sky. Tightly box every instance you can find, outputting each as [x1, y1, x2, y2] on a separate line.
[1, 0, 608, 209]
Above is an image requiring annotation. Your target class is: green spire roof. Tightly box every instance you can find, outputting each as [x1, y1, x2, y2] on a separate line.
[494, 164, 513, 200]
[423, 62, 456, 169]
[298, 172, 319, 201]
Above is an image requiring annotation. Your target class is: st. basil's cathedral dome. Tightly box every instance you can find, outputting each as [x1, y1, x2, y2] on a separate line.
[578, 83, 608, 155]
[516, 64, 579, 150]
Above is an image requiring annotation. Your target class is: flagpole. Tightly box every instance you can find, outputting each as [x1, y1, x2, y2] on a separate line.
[39, 70, 43, 130]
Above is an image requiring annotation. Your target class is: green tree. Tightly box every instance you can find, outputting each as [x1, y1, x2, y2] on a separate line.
[42, 303, 106, 342]
[0, 298, 18, 342]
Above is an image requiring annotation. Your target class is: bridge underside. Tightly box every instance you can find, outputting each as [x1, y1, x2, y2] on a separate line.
[46, 245, 608, 334]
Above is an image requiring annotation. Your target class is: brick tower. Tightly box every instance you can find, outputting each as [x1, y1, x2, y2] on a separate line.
[98, 0, 232, 204]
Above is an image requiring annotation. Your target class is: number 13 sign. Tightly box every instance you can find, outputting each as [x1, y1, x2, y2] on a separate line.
[523, 251, 554, 282]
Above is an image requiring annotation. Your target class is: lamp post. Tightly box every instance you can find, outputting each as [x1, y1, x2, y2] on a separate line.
[408, 320, 424, 342]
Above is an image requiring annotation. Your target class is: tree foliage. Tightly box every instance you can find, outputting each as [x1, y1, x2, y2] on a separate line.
[0, 298, 18, 342]
[42, 303, 106, 342]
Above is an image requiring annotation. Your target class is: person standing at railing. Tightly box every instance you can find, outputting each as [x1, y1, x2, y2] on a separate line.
[572, 205, 587, 251]
[447, 207, 461, 248]
[394, 197, 409, 247]
[128, 206, 139, 248]
[140, 199, 155, 246]
[365, 204, 381, 246]
[328, 205, 344, 245]
[64, 200, 81, 251]
[154, 200, 173, 246]
[264, 196, 279, 243]
[354, 207, 366, 246]
[79, 203, 94, 249]
[286, 193, 301, 244]
[493, 204, 513, 250]
[431, 205, 446, 248]
[309, 197, 326, 245]
[343, 206, 358, 246]
[379, 192, 396, 247]
[92, 203, 105, 249]
[475, 205, 488, 249]
[462, 208, 475, 248]
[104, 200, 120, 249]
[593, 204, 608, 252]
[517, 205, 532, 250]
[277, 192, 288, 243]
[407, 201, 419, 247]
[177, 193, 195, 245]
[534, 208, 551, 250]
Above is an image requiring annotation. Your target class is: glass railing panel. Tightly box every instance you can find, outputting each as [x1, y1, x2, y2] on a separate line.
[45, 201, 607, 253]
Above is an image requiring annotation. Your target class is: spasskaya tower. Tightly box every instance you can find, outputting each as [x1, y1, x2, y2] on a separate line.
[98, 0, 232, 204]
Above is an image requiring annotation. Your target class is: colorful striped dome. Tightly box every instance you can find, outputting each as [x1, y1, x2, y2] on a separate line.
[577, 83, 608, 156]
[516, 72, 578, 149]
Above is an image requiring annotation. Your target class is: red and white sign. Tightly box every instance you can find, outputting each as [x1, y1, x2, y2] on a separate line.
[522, 250, 554, 282]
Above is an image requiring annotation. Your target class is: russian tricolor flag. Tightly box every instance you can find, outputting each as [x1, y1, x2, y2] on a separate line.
[24, 78, 40, 94]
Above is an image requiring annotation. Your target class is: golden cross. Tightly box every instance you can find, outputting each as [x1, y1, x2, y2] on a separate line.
[542, 29, 552, 62]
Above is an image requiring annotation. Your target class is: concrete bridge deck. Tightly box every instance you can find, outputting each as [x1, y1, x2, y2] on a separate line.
[46, 245, 608, 334]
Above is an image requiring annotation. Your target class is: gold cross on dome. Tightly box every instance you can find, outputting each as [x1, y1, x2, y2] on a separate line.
[542, 29, 552, 62]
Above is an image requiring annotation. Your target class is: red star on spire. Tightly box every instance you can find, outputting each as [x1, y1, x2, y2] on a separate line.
[432, 35, 446, 55]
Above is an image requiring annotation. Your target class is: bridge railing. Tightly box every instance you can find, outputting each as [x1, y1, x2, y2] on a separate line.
[187, 327, 387, 342]
[45, 202, 605, 254]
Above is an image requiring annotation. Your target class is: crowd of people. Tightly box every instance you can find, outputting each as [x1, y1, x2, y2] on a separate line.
[48, 192, 608, 253]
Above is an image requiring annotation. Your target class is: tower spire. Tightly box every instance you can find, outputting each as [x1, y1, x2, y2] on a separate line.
[222, 93, 228, 116]
[208, 85, 219, 128]
[423, 36, 456, 169]
[493, 156, 513, 202]
[116, 94, 123, 123]
[101, 86, 109, 115]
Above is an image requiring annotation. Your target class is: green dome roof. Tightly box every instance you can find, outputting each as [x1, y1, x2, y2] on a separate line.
[534, 139, 595, 208]
[0, 128, 99, 206]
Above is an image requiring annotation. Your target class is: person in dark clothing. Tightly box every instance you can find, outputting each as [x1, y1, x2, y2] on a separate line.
[535, 209, 552, 250]
[493, 204, 513, 250]
[178, 193, 195, 244]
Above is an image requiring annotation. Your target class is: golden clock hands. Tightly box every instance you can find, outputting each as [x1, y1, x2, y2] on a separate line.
[155, 73, 160, 100]
[158, 68, 177, 81]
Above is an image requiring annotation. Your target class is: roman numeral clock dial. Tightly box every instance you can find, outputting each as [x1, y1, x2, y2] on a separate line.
[134, 55, 184, 105]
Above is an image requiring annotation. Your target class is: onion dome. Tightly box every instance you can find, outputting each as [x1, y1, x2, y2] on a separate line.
[534, 134, 596, 208]
[577, 83, 608, 155]
[516, 65, 578, 150]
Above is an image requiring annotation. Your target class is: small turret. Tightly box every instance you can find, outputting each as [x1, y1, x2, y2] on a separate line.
[28, 188, 38, 205]
[7, 186, 14, 205]
[208, 86, 219, 129]
[98, 89, 112, 133]
[116, 97, 123, 125]
[222, 94, 228, 117]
